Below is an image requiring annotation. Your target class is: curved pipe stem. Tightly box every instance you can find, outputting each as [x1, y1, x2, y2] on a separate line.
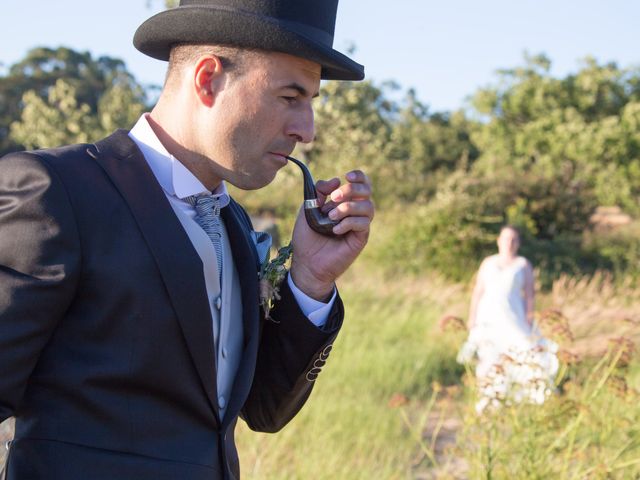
[286, 156, 338, 237]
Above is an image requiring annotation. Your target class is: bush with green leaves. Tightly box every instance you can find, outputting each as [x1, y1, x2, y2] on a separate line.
[1, 47, 149, 152]
[582, 222, 640, 280]
[373, 166, 606, 284]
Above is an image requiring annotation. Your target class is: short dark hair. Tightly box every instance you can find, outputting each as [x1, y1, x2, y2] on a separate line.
[164, 44, 259, 88]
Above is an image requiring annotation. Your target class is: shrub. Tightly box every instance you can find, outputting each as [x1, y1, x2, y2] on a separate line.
[373, 167, 603, 284]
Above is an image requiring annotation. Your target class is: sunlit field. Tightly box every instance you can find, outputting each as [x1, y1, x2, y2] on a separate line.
[235, 253, 640, 479]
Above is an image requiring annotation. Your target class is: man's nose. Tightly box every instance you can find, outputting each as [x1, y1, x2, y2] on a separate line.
[285, 105, 315, 144]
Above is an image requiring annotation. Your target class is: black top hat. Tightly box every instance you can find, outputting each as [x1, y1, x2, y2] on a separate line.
[133, 0, 364, 81]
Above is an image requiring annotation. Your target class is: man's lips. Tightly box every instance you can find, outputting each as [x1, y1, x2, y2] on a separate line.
[267, 152, 290, 165]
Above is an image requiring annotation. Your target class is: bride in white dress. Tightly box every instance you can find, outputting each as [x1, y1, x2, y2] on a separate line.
[457, 226, 558, 411]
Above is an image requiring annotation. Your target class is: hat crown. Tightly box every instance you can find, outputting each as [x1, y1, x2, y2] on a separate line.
[179, 0, 339, 40]
[134, 0, 364, 80]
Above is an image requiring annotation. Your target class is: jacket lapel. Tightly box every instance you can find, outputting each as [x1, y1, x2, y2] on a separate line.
[221, 200, 261, 425]
[222, 199, 260, 344]
[89, 130, 220, 422]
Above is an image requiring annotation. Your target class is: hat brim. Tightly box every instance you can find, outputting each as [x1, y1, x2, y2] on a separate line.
[133, 6, 364, 81]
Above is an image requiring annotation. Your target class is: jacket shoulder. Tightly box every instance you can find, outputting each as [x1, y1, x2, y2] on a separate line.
[0, 142, 93, 174]
[0, 130, 132, 175]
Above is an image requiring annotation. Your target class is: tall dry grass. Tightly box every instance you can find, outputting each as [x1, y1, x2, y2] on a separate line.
[234, 261, 640, 479]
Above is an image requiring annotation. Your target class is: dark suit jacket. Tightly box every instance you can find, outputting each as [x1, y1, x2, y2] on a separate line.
[0, 130, 343, 479]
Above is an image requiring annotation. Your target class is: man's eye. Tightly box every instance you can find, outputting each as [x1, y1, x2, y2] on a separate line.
[282, 96, 297, 104]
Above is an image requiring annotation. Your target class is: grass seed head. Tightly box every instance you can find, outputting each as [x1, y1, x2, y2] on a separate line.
[438, 315, 467, 333]
[607, 336, 636, 367]
[388, 392, 409, 408]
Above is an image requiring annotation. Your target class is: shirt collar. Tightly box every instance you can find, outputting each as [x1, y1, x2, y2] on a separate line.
[128, 113, 230, 205]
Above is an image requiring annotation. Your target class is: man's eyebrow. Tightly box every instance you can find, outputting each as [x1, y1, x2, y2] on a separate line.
[282, 83, 320, 98]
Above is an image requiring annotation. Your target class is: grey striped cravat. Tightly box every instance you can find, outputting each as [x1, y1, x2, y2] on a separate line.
[186, 194, 224, 285]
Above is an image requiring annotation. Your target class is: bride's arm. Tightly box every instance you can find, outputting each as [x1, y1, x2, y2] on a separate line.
[468, 259, 487, 329]
[524, 259, 535, 326]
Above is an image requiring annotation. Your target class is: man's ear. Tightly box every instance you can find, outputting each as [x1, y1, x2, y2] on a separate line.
[193, 55, 225, 107]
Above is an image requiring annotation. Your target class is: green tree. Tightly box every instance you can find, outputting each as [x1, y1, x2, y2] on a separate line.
[379, 53, 640, 282]
[0, 47, 148, 153]
[470, 54, 640, 214]
[11, 80, 97, 149]
[386, 90, 479, 202]
[308, 80, 394, 184]
[305, 81, 479, 204]
[11, 78, 145, 150]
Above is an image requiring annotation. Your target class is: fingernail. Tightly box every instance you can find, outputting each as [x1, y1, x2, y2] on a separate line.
[329, 209, 338, 220]
[346, 172, 357, 181]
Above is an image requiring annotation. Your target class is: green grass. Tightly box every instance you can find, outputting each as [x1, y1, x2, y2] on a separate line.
[235, 258, 640, 479]
[457, 354, 640, 479]
[236, 269, 464, 479]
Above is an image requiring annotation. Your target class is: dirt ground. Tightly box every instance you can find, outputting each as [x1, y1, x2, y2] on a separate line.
[414, 409, 467, 480]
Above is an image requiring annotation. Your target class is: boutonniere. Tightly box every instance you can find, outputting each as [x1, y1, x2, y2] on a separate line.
[259, 243, 293, 322]
[250, 231, 293, 321]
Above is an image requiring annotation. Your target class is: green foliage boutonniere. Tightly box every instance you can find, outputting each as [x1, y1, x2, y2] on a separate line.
[259, 242, 293, 321]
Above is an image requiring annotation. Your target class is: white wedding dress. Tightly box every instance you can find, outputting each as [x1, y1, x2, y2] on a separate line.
[457, 255, 559, 411]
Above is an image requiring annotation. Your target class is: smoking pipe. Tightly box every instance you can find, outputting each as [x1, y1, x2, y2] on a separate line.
[286, 156, 338, 237]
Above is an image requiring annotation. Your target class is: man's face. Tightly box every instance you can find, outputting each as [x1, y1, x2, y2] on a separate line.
[200, 51, 321, 190]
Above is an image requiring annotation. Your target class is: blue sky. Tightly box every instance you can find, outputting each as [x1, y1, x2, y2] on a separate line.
[1, 0, 638, 112]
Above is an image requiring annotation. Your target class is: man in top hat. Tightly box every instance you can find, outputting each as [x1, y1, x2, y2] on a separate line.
[0, 1, 373, 479]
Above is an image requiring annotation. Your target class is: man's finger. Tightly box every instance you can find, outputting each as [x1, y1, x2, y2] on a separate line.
[330, 181, 372, 202]
[332, 215, 372, 235]
[320, 200, 339, 214]
[328, 200, 375, 222]
[346, 170, 371, 186]
[316, 177, 340, 196]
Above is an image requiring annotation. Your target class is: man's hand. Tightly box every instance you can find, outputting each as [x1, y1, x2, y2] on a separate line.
[290, 169, 374, 301]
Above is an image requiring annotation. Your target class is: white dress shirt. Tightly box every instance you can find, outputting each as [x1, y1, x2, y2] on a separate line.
[128, 114, 335, 328]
